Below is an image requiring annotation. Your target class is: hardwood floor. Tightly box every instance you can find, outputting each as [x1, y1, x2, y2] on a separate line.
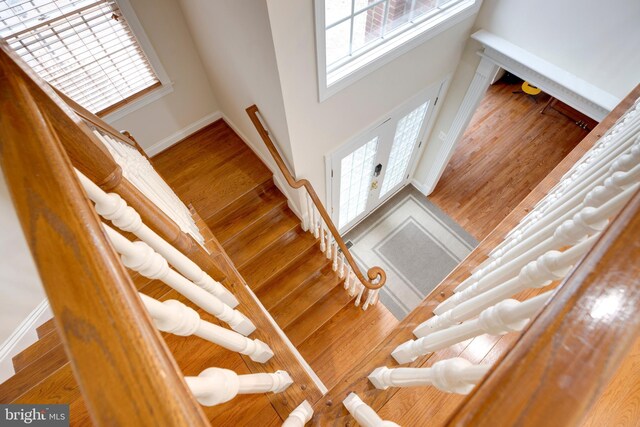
[152, 119, 399, 394]
[429, 81, 593, 241]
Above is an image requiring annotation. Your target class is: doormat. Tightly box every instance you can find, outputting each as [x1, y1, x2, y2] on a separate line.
[343, 185, 477, 320]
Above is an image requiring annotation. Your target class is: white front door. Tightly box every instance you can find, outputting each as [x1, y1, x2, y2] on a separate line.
[330, 83, 442, 233]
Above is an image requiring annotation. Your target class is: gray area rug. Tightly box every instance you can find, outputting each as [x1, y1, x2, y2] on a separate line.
[343, 185, 477, 320]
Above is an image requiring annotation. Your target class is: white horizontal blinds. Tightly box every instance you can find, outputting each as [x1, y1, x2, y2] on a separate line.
[0, 0, 160, 114]
[379, 101, 428, 197]
[339, 137, 378, 229]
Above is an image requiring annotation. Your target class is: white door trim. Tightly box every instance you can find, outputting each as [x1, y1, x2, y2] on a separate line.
[421, 55, 498, 195]
[325, 79, 446, 231]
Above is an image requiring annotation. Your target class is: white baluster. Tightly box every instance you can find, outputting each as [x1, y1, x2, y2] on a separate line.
[332, 242, 339, 271]
[344, 266, 352, 290]
[355, 282, 365, 307]
[521, 110, 640, 221]
[103, 224, 255, 335]
[320, 221, 326, 252]
[521, 122, 640, 229]
[363, 289, 377, 310]
[185, 368, 293, 406]
[488, 145, 640, 264]
[440, 184, 637, 314]
[312, 207, 320, 239]
[139, 294, 273, 362]
[393, 291, 552, 364]
[343, 393, 400, 427]
[495, 136, 640, 256]
[416, 234, 599, 337]
[348, 272, 358, 296]
[300, 191, 310, 231]
[282, 400, 313, 427]
[372, 289, 380, 305]
[338, 253, 346, 278]
[325, 233, 333, 260]
[500, 122, 639, 246]
[368, 357, 490, 394]
[94, 131, 205, 245]
[306, 193, 315, 235]
[77, 171, 239, 308]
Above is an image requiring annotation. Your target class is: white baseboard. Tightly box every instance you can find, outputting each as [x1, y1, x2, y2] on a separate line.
[411, 178, 432, 196]
[145, 111, 223, 157]
[0, 300, 52, 383]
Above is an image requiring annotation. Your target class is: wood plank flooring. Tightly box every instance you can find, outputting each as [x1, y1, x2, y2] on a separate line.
[429, 81, 592, 241]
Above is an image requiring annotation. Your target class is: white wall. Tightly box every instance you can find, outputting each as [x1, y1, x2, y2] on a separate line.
[177, 0, 295, 173]
[475, 0, 640, 100]
[0, 175, 46, 344]
[265, 0, 480, 201]
[107, 0, 220, 153]
[413, 0, 640, 190]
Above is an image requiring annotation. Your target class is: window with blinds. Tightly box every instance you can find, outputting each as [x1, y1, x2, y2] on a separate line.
[0, 0, 161, 115]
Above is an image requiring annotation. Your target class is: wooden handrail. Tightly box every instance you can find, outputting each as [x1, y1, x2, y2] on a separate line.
[246, 105, 386, 290]
[447, 187, 640, 426]
[0, 42, 209, 426]
[52, 86, 151, 159]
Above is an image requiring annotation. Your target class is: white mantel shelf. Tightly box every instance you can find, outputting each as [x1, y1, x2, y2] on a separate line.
[472, 29, 620, 121]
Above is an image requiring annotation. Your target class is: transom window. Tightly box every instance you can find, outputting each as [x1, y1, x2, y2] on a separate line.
[0, 0, 163, 115]
[316, 0, 478, 100]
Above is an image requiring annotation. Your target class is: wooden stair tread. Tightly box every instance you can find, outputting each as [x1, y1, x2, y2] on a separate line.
[239, 228, 318, 291]
[152, 120, 247, 186]
[192, 208, 326, 417]
[223, 206, 299, 269]
[152, 122, 273, 221]
[12, 329, 61, 373]
[283, 284, 354, 347]
[271, 264, 343, 329]
[0, 342, 68, 403]
[256, 246, 331, 310]
[174, 149, 273, 220]
[299, 302, 399, 390]
[36, 319, 56, 339]
[207, 181, 287, 244]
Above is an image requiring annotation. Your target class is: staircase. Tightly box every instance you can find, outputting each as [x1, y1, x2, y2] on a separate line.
[1, 40, 639, 427]
[153, 120, 399, 391]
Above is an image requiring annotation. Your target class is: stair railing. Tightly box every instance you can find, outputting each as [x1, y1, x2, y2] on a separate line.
[0, 41, 210, 425]
[358, 86, 640, 425]
[0, 40, 300, 422]
[246, 105, 386, 309]
[28, 52, 228, 284]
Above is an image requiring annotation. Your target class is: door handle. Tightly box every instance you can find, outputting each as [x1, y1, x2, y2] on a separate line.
[373, 163, 382, 177]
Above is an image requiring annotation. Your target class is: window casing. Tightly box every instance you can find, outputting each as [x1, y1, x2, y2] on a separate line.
[316, 0, 480, 101]
[0, 0, 169, 116]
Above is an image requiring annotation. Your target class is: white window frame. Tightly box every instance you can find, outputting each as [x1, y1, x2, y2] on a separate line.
[101, 0, 173, 122]
[315, 0, 481, 102]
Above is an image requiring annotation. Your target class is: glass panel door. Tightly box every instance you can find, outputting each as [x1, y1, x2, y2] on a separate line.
[338, 136, 379, 229]
[378, 101, 430, 199]
[330, 82, 442, 233]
